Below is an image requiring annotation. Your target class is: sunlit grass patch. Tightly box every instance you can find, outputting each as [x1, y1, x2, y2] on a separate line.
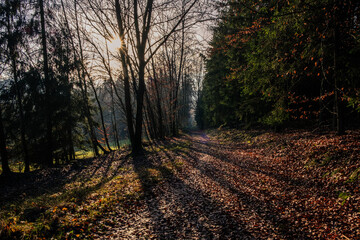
[74, 140, 130, 160]
[75, 150, 95, 159]
[0, 160, 40, 175]
[0, 143, 184, 239]
[0, 168, 139, 239]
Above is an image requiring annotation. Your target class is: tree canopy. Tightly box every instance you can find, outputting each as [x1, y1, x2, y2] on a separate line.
[197, 0, 360, 132]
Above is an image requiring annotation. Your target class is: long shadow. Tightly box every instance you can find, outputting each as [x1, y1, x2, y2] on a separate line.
[131, 150, 254, 239]
[174, 148, 300, 238]
[0, 151, 130, 215]
[182, 134, 326, 194]
[165, 134, 314, 238]
[184, 133, 326, 196]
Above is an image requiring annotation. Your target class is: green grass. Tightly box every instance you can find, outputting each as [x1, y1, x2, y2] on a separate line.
[0, 145, 183, 239]
[75, 139, 130, 160]
[0, 140, 131, 175]
[75, 150, 96, 159]
[0, 167, 140, 239]
[0, 160, 40, 175]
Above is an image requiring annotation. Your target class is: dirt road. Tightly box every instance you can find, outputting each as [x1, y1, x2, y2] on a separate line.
[105, 131, 358, 239]
[2, 130, 358, 239]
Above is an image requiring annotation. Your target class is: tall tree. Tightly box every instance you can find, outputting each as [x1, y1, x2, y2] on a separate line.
[39, 0, 53, 165]
[115, 0, 198, 153]
[198, 0, 360, 130]
[0, 104, 11, 175]
[2, 0, 30, 171]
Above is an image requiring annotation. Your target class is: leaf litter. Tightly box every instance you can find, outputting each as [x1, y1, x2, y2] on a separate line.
[1, 129, 359, 239]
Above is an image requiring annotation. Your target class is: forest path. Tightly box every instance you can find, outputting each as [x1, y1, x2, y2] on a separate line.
[103, 130, 343, 239]
[105, 131, 253, 239]
[1, 130, 359, 239]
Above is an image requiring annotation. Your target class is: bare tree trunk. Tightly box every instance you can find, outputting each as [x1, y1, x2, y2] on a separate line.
[110, 85, 121, 149]
[73, 0, 111, 155]
[145, 90, 157, 139]
[333, 0, 344, 135]
[150, 61, 164, 139]
[114, 0, 198, 153]
[39, 0, 53, 166]
[65, 43, 75, 161]
[133, 59, 146, 153]
[88, 79, 113, 152]
[5, 3, 30, 172]
[172, 14, 186, 136]
[0, 106, 11, 175]
[115, 0, 136, 149]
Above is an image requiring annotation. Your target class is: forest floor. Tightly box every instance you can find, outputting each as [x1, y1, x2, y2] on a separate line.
[0, 129, 360, 239]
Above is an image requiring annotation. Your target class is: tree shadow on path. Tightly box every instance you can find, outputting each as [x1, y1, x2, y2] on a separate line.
[131, 150, 254, 239]
[164, 131, 315, 238]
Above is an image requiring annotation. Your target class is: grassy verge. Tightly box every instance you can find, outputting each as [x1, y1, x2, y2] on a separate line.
[0, 147, 183, 239]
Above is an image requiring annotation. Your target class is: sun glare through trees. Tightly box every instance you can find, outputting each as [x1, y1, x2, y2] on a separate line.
[1, 0, 360, 239]
[107, 36, 122, 52]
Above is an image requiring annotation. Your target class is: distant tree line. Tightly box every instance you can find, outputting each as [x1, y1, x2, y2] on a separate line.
[196, 0, 360, 132]
[0, 0, 209, 175]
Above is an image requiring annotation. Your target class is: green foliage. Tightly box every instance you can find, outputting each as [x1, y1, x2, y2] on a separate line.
[196, 0, 360, 129]
[0, 142, 184, 239]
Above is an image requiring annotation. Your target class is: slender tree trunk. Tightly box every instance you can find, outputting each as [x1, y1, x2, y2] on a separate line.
[133, 57, 146, 153]
[132, 0, 154, 154]
[145, 90, 157, 139]
[110, 85, 121, 149]
[164, 41, 175, 136]
[88, 79, 113, 152]
[152, 68, 164, 139]
[319, 76, 324, 127]
[0, 106, 11, 175]
[333, 0, 344, 135]
[172, 16, 185, 136]
[63, 39, 74, 162]
[39, 0, 53, 166]
[11, 55, 30, 172]
[6, 4, 30, 172]
[115, 0, 137, 152]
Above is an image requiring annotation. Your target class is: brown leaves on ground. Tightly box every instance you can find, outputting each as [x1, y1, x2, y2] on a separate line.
[1, 129, 359, 239]
[190, 129, 360, 239]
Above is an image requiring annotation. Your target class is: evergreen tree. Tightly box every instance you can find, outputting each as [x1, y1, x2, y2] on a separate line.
[197, 0, 360, 130]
